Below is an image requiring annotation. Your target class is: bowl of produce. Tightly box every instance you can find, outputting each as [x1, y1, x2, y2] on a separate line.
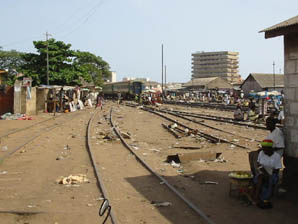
[229, 171, 253, 179]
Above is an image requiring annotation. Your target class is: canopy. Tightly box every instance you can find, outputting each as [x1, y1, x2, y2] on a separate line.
[144, 89, 156, 93]
[249, 90, 281, 99]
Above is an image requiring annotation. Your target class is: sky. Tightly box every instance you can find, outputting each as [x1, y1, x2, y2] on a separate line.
[1, 0, 298, 83]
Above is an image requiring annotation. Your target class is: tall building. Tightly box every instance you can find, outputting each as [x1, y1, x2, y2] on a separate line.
[191, 51, 241, 83]
[105, 71, 117, 83]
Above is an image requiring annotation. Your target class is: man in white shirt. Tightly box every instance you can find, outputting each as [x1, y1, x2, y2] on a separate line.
[265, 116, 285, 156]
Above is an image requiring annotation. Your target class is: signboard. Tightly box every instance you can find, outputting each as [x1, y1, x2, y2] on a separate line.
[22, 77, 32, 87]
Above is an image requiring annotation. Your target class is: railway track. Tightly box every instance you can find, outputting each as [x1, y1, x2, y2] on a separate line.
[1, 104, 215, 223]
[85, 103, 215, 223]
[0, 115, 58, 140]
[163, 108, 268, 130]
[0, 108, 107, 223]
[86, 107, 118, 224]
[156, 108, 262, 144]
[164, 100, 248, 112]
[125, 103, 258, 150]
[0, 111, 83, 163]
[0, 101, 268, 223]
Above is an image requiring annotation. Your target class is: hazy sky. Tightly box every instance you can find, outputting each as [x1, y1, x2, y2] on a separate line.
[1, 0, 297, 83]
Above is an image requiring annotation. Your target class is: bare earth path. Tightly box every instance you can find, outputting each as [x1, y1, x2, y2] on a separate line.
[0, 102, 297, 224]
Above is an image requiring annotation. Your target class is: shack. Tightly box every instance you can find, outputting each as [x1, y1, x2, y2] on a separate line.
[241, 73, 284, 97]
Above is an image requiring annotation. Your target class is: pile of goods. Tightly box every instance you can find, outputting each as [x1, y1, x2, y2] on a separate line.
[1, 113, 32, 120]
[229, 171, 253, 179]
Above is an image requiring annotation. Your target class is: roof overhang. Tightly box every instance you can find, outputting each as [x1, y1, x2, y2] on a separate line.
[260, 15, 298, 39]
[261, 25, 298, 39]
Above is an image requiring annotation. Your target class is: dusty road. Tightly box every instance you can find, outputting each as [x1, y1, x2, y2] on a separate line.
[0, 101, 297, 224]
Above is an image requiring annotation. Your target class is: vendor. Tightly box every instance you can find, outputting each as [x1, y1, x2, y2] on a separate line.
[253, 139, 282, 209]
[265, 116, 285, 156]
[249, 116, 284, 178]
[248, 105, 259, 122]
[234, 104, 244, 121]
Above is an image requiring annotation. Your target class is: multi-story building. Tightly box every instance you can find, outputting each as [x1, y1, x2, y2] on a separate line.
[191, 51, 241, 83]
[105, 71, 117, 83]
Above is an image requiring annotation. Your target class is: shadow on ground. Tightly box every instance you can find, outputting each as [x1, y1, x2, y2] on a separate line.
[126, 169, 298, 224]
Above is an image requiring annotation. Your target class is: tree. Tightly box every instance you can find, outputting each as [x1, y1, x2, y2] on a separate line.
[21, 39, 111, 86]
[0, 47, 26, 85]
[73, 51, 111, 86]
[21, 39, 77, 86]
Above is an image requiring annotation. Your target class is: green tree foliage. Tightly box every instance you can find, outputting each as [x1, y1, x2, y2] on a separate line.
[73, 51, 111, 86]
[21, 39, 111, 86]
[0, 47, 26, 85]
[22, 39, 76, 86]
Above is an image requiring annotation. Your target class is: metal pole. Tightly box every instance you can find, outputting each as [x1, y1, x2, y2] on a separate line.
[46, 32, 50, 85]
[165, 64, 167, 90]
[273, 61, 276, 89]
[161, 44, 164, 98]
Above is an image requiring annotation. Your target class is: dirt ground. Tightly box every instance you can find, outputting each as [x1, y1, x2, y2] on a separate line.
[0, 101, 297, 224]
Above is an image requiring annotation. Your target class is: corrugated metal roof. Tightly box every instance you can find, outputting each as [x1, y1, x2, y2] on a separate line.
[260, 15, 298, 33]
[183, 77, 218, 87]
[250, 73, 284, 88]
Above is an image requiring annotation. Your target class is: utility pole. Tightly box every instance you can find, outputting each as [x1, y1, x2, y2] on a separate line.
[164, 65, 167, 89]
[161, 44, 164, 98]
[45, 31, 52, 85]
[273, 61, 276, 90]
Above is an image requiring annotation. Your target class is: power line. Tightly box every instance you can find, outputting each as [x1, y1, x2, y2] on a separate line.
[1, 0, 105, 49]
[1, 35, 43, 49]
[52, 0, 101, 35]
[56, 0, 105, 38]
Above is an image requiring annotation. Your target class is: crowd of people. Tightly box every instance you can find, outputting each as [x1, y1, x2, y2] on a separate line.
[47, 86, 102, 113]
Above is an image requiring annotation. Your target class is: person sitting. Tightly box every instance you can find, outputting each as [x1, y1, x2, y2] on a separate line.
[265, 116, 285, 156]
[234, 104, 244, 121]
[248, 105, 259, 122]
[277, 106, 285, 125]
[249, 116, 285, 176]
[253, 139, 282, 209]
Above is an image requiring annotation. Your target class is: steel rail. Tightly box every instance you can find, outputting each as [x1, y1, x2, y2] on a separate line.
[86, 108, 118, 224]
[158, 109, 261, 143]
[110, 107, 216, 224]
[125, 104, 220, 143]
[141, 107, 252, 150]
[0, 115, 58, 140]
[124, 102, 267, 130]
[168, 109, 268, 130]
[164, 100, 248, 111]
[125, 103, 254, 149]
[0, 112, 82, 163]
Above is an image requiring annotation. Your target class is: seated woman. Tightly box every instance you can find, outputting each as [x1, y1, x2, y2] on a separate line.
[248, 105, 259, 122]
[253, 139, 282, 209]
[234, 104, 244, 121]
